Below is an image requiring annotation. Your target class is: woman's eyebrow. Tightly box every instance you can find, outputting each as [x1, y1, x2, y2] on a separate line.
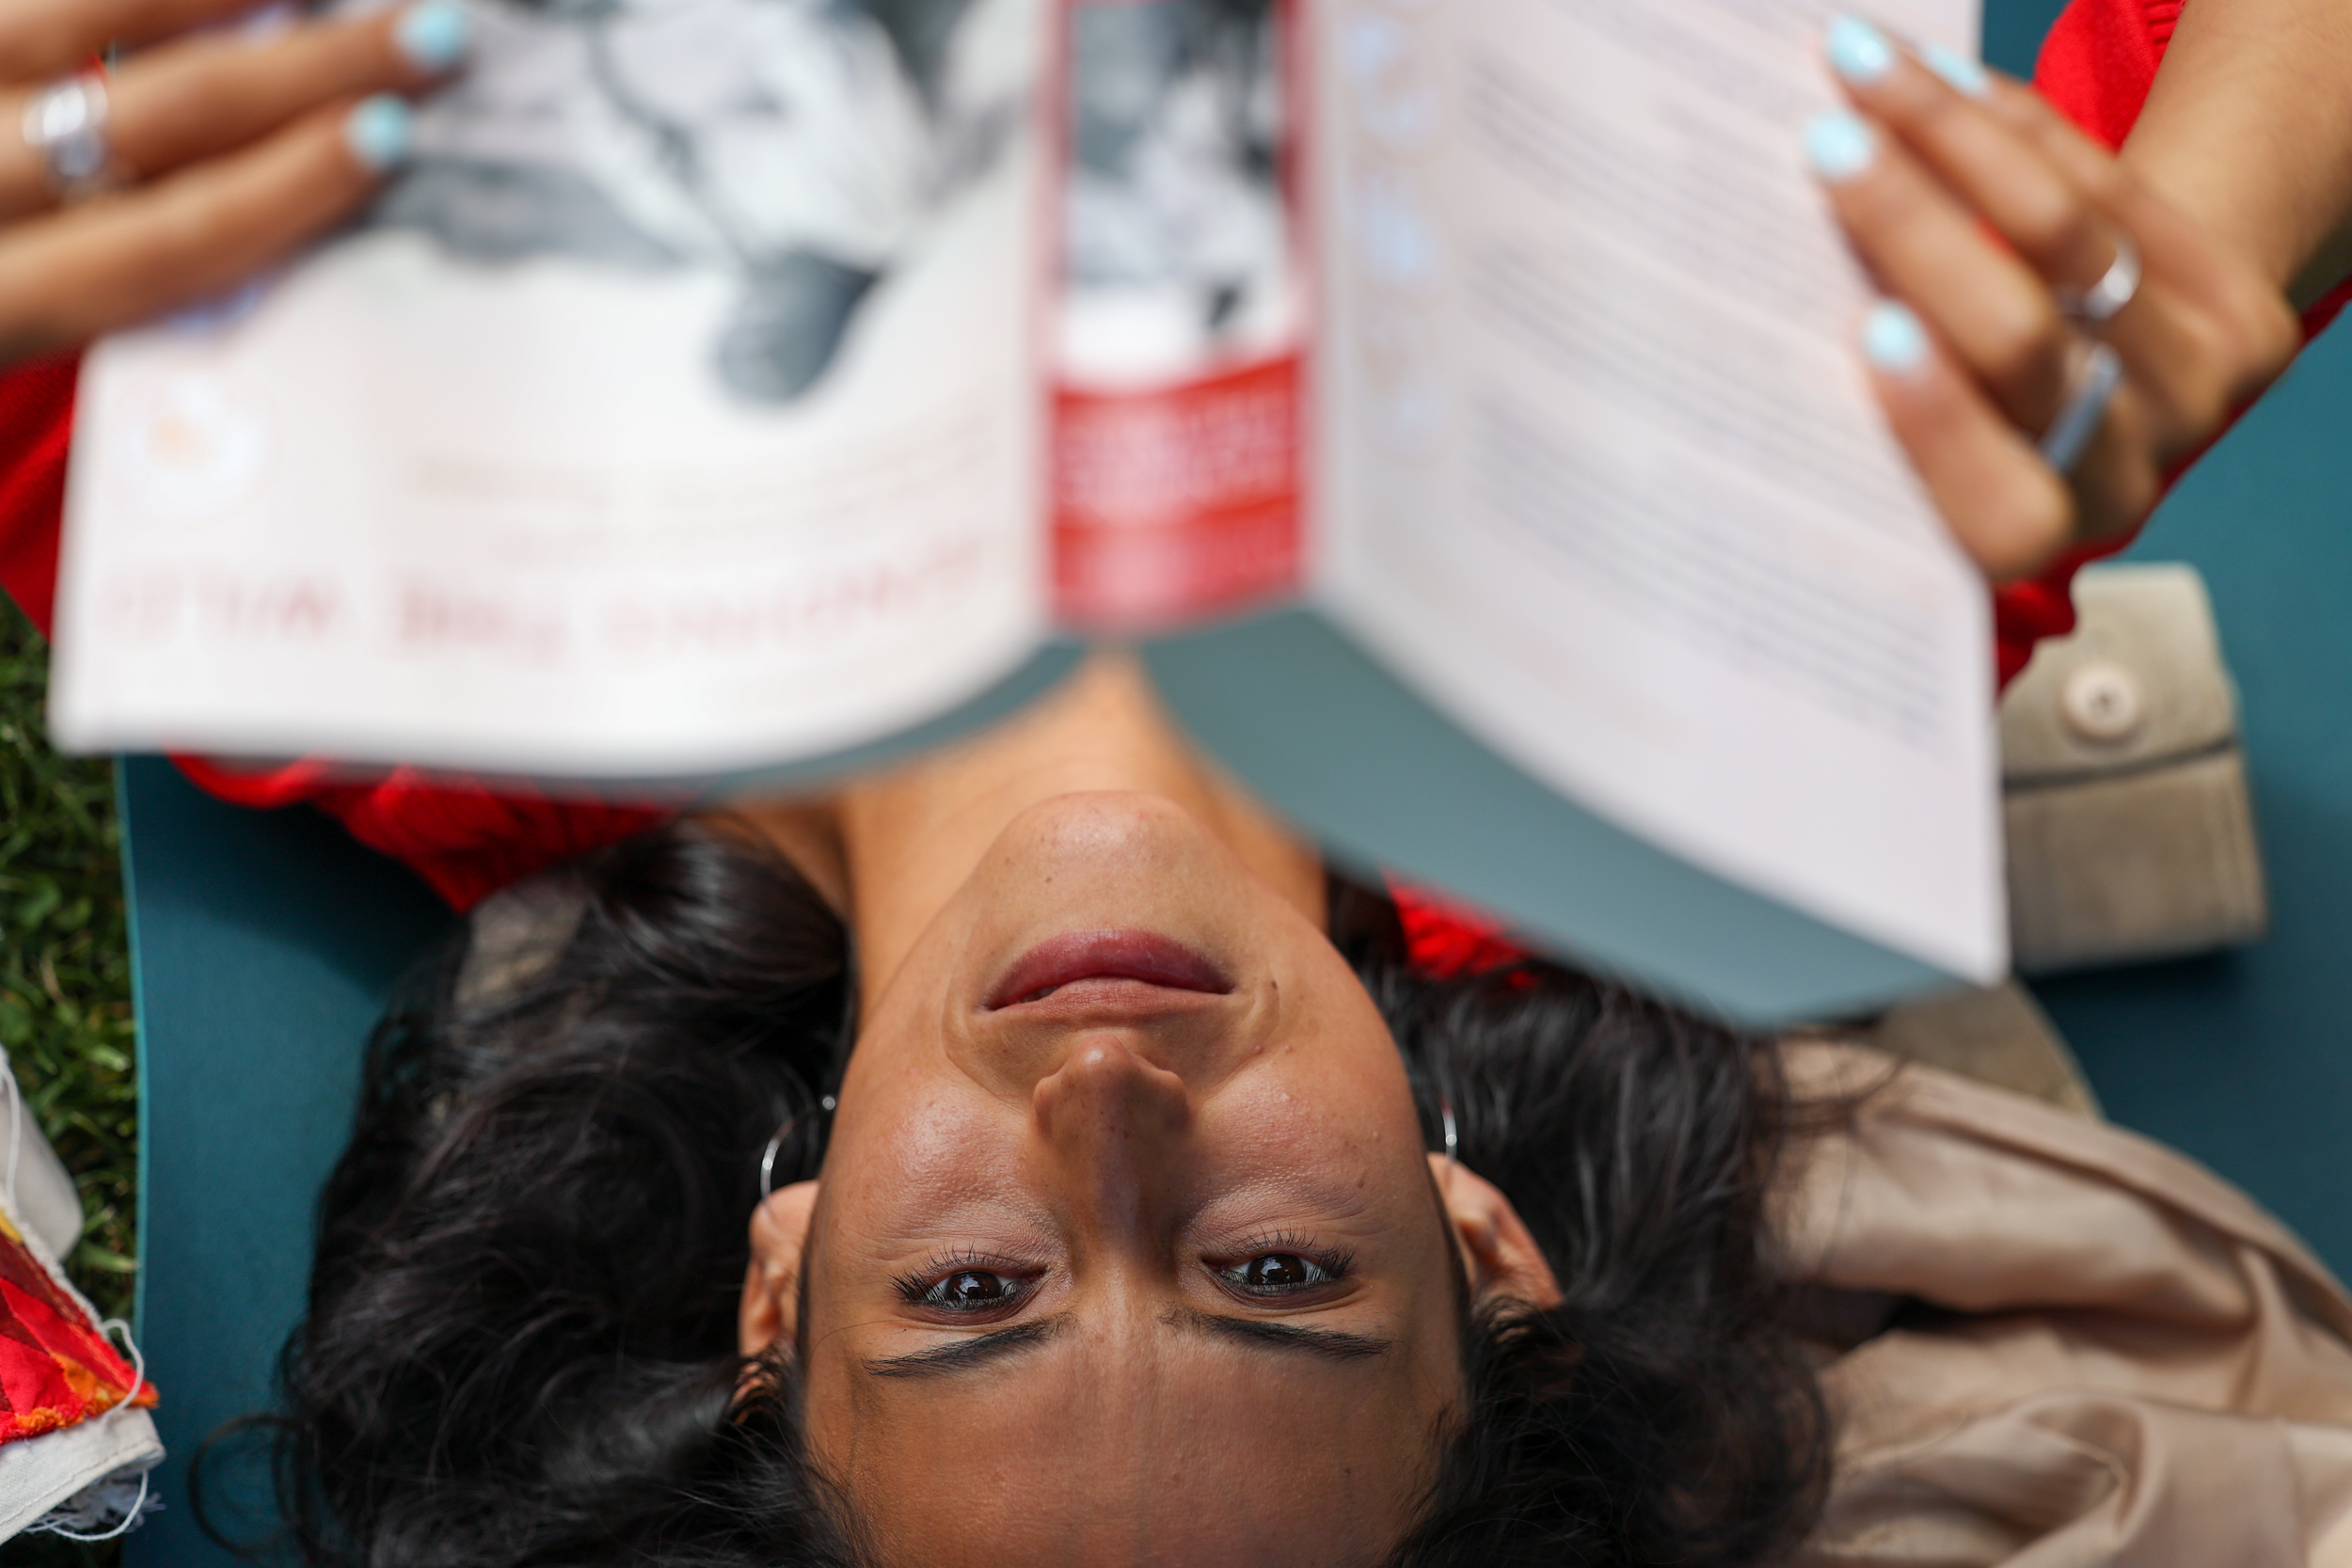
[859, 1306, 1393, 1377]
[863, 1316, 1068, 1378]
[1169, 1307, 1391, 1361]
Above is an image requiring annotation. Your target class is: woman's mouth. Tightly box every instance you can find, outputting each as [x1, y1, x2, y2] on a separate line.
[985, 929, 1233, 1009]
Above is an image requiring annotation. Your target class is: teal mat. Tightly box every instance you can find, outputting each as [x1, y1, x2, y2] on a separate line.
[1984, 0, 2067, 74]
[120, 756, 453, 1568]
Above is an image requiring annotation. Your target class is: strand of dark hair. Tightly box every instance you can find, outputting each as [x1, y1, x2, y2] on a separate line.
[1376, 961, 1827, 1566]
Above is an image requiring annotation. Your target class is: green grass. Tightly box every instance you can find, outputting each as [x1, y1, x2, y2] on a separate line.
[0, 597, 138, 1568]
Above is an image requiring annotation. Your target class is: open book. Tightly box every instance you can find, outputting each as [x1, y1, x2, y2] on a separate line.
[52, 0, 1996, 1023]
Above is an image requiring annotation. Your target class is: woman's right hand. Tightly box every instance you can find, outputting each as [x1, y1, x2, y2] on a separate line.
[1810, 18, 2302, 582]
[0, 0, 469, 368]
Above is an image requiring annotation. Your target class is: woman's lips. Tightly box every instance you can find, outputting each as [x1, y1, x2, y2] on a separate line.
[985, 929, 1233, 1010]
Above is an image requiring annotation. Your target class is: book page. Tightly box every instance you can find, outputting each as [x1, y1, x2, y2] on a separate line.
[1314, 0, 2001, 978]
[54, 0, 1049, 778]
[1051, 0, 1311, 629]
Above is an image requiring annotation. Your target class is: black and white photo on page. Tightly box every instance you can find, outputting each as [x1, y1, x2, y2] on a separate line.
[348, 0, 1035, 403]
[1063, 0, 1294, 383]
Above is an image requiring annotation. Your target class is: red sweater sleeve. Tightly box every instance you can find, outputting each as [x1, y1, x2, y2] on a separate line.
[0, 356, 75, 641]
[0, 359, 667, 911]
[167, 756, 669, 911]
[2034, 0, 2182, 150]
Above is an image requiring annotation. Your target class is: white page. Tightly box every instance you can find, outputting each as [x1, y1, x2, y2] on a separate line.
[1314, 0, 2001, 978]
[54, 0, 1048, 778]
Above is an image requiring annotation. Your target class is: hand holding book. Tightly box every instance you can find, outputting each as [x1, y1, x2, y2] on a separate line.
[1810, 15, 2300, 581]
[0, 0, 467, 367]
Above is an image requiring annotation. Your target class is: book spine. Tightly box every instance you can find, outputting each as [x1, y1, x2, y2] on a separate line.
[1047, 0, 1311, 632]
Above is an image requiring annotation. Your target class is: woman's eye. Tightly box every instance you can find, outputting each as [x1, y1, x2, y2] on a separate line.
[1222, 1252, 1335, 1294]
[919, 1270, 1021, 1311]
[894, 1253, 1043, 1314]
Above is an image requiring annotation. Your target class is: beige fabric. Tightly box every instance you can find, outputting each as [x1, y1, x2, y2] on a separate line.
[457, 874, 589, 1007]
[1999, 563, 2267, 974]
[2000, 564, 2236, 781]
[2006, 749, 2267, 974]
[1783, 1042, 2352, 1566]
[1840, 982, 2100, 1120]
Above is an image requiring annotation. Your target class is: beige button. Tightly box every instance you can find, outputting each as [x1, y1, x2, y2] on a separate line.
[2059, 659, 2145, 743]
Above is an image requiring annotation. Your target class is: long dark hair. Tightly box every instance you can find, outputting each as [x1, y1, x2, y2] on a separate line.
[230, 819, 1826, 1565]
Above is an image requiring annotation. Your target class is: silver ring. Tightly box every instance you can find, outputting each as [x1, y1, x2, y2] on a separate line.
[2038, 339, 2123, 476]
[759, 1094, 835, 1196]
[22, 72, 117, 203]
[2058, 233, 2140, 325]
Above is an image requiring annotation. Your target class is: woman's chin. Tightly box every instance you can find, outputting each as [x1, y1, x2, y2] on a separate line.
[944, 789, 1299, 994]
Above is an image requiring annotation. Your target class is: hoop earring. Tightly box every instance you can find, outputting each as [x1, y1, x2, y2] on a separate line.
[759, 1094, 836, 1198]
[1439, 1100, 1458, 1180]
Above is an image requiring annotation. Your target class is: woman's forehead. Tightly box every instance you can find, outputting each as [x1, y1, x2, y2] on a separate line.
[820, 1313, 1445, 1565]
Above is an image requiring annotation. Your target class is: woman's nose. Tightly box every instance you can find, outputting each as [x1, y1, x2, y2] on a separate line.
[1032, 1034, 1191, 1221]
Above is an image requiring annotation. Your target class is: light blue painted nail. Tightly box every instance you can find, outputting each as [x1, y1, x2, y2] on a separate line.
[1920, 40, 1991, 98]
[1804, 109, 1876, 182]
[1862, 301, 1929, 372]
[1827, 15, 1896, 84]
[394, 0, 470, 71]
[346, 95, 414, 173]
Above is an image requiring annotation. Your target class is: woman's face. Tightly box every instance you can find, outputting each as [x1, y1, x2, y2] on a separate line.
[745, 791, 1532, 1565]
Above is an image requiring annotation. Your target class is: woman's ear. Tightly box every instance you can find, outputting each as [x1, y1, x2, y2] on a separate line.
[1429, 1154, 1564, 1312]
[739, 1180, 821, 1359]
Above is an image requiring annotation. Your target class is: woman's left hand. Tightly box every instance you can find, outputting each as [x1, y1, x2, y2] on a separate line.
[0, 0, 469, 368]
[1808, 17, 2301, 581]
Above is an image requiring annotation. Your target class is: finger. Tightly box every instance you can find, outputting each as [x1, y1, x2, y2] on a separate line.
[1808, 104, 2074, 434]
[0, 95, 409, 364]
[1817, 20, 2280, 453]
[0, 1, 467, 220]
[0, 0, 280, 82]
[1978, 77, 2224, 338]
[1959, 75, 2300, 451]
[1981, 79, 2299, 345]
[1977, 76, 2144, 222]
[1856, 300, 2077, 579]
[1988, 79, 2302, 416]
[1822, 18, 2121, 307]
[2066, 387, 2163, 547]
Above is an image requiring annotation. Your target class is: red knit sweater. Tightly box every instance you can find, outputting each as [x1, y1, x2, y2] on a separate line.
[1, 0, 2340, 927]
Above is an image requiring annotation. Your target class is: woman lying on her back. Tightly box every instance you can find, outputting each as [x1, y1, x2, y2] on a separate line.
[270, 627, 2352, 1568]
[0, 0, 2345, 1563]
[255, 28, 2352, 1561]
[276, 655, 1823, 1566]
